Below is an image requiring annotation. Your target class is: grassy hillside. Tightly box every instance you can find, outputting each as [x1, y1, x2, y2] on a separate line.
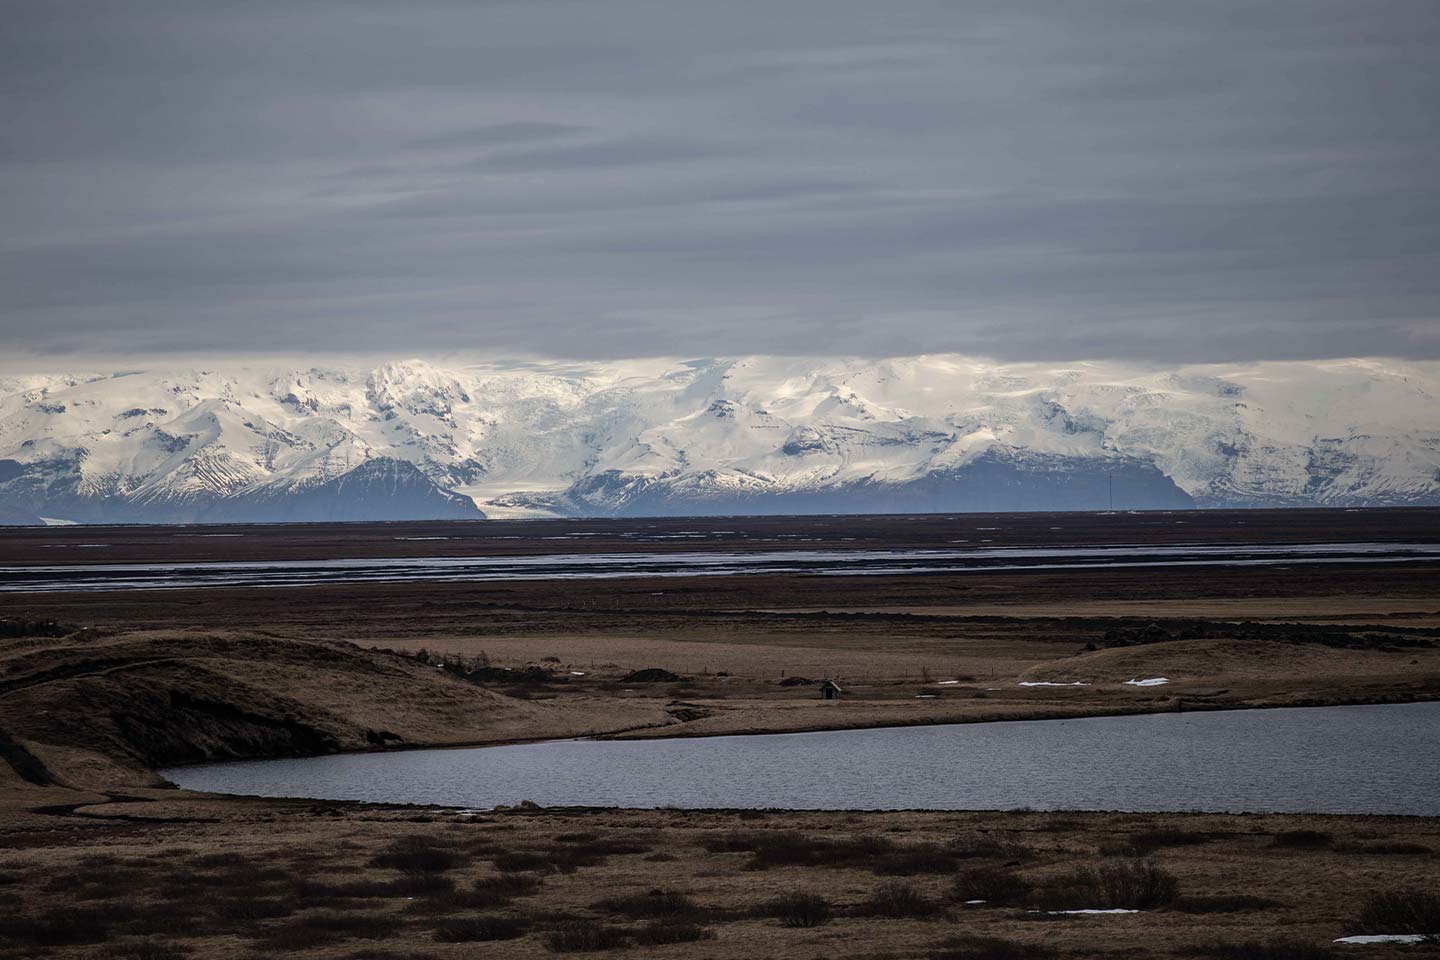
[0, 624, 667, 792]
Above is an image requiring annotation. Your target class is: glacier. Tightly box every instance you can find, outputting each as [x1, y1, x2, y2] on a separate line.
[1, 355, 1437, 524]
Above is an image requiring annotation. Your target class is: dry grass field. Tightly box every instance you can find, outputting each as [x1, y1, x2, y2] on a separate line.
[2, 791, 1438, 959]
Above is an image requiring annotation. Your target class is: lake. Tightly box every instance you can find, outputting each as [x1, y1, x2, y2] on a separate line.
[162, 701, 1440, 815]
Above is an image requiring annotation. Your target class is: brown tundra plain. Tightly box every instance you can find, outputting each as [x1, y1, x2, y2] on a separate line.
[2, 509, 1438, 959]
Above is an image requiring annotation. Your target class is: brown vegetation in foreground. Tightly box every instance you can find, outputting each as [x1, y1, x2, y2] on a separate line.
[0, 794, 1436, 959]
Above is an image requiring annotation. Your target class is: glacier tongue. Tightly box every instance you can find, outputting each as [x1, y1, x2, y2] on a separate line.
[1, 355, 1437, 523]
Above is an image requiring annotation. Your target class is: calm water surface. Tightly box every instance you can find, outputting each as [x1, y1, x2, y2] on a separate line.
[163, 702, 1440, 815]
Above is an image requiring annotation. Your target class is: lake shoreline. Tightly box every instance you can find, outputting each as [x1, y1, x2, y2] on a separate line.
[147, 687, 1440, 772]
[162, 701, 1440, 817]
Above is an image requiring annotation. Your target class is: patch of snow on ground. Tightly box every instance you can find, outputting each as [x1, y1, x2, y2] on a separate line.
[1048, 909, 1141, 915]
[1334, 935, 1431, 944]
[1125, 677, 1170, 687]
[1019, 681, 1090, 687]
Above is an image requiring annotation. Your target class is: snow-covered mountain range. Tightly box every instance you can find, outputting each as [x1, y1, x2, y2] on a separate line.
[2, 356, 1438, 524]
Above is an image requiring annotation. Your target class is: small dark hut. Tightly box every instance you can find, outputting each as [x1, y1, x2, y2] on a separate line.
[819, 679, 843, 701]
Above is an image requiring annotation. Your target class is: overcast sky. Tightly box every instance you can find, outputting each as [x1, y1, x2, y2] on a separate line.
[3, 1, 1437, 365]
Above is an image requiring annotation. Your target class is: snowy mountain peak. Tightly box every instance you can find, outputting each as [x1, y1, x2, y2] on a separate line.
[2, 355, 1437, 523]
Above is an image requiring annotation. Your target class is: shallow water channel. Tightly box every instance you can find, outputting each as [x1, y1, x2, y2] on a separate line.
[7, 540, 1440, 592]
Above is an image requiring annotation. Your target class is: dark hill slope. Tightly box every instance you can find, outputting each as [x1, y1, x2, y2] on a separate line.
[0, 629, 661, 791]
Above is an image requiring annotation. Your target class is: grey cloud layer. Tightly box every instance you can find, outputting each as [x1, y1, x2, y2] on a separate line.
[2, 0, 1437, 361]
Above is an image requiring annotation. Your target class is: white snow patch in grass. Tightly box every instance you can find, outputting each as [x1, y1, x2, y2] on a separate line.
[1019, 681, 1089, 687]
[1334, 935, 1431, 944]
[570, 671, 586, 676]
[936, 680, 962, 685]
[1048, 908, 1140, 915]
[1124, 677, 1170, 687]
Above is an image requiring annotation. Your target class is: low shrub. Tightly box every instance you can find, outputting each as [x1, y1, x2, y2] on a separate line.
[210, 896, 296, 922]
[301, 875, 456, 900]
[873, 843, 961, 876]
[631, 922, 715, 945]
[1175, 894, 1284, 914]
[758, 892, 832, 927]
[494, 851, 554, 872]
[702, 829, 896, 870]
[951, 868, 1033, 906]
[747, 831, 895, 870]
[542, 919, 629, 953]
[1036, 818, 1083, 833]
[432, 915, 527, 942]
[945, 836, 1036, 861]
[370, 838, 464, 874]
[594, 888, 700, 919]
[300, 912, 403, 938]
[402, 891, 499, 915]
[701, 832, 764, 853]
[1128, 829, 1220, 854]
[0, 906, 122, 946]
[1031, 860, 1179, 911]
[116, 901, 210, 938]
[1271, 830, 1333, 849]
[1178, 942, 1337, 960]
[928, 935, 1058, 960]
[1343, 842, 1432, 856]
[90, 941, 194, 960]
[254, 912, 400, 950]
[1354, 888, 1440, 934]
[856, 881, 945, 919]
[496, 839, 648, 874]
[475, 874, 544, 900]
[253, 926, 339, 951]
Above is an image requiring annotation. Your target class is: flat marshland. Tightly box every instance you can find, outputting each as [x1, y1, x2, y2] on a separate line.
[1, 509, 1438, 958]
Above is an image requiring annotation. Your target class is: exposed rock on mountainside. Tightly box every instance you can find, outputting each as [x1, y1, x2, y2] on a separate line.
[2, 356, 1437, 523]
